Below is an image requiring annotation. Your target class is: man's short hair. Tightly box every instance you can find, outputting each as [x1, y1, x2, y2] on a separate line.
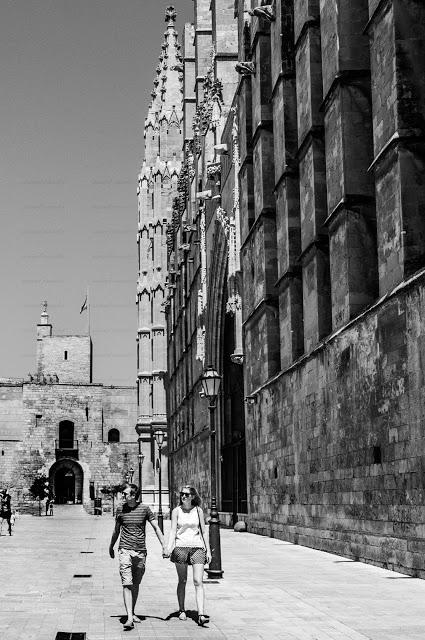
[123, 483, 140, 500]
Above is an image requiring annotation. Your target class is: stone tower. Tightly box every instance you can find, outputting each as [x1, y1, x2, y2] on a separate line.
[136, 6, 183, 502]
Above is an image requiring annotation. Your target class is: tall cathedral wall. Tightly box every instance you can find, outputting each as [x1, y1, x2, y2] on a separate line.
[163, 0, 425, 574]
[242, 0, 425, 576]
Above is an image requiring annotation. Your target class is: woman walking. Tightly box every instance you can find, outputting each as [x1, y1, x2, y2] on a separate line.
[164, 486, 212, 626]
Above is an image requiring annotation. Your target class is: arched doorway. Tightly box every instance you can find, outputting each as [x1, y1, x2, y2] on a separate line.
[50, 459, 83, 504]
[221, 309, 247, 521]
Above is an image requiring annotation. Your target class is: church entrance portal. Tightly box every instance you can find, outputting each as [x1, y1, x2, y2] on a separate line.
[50, 459, 83, 504]
[221, 305, 247, 520]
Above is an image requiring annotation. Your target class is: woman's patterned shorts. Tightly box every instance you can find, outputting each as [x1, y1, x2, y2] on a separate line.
[170, 546, 206, 565]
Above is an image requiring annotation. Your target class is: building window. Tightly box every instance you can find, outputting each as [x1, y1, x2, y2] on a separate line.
[108, 428, 120, 443]
[64, 350, 68, 360]
[58, 420, 75, 449]
[85, 407, 89, 421]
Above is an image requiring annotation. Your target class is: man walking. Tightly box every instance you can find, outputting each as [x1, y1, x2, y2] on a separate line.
[109, 483, 166, 630]
[0, 489, 12, 536]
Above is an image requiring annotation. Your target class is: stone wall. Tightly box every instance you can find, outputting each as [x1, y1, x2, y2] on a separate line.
[246, 273, 425, 577]
[37, 335, 92, 383]
[0, 382, 139, 512]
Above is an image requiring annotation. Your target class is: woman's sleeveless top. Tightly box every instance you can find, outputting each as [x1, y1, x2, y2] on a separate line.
[175, 506, 204, 548]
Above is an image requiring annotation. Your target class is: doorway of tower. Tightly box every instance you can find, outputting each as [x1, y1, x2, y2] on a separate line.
[50, 459, 83, 504]
[221, 312, 247, 522]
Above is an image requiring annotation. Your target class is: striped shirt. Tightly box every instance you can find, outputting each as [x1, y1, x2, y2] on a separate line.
[115, 502, 155, 551]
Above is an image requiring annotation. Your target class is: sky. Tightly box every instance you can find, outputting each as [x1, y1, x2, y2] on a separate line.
[0, 0, 193, 385]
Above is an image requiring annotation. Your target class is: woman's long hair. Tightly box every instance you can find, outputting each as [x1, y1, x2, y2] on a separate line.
[179, 485, 201, 507]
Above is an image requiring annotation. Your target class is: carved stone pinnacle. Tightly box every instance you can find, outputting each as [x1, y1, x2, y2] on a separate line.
[165, 6, 176, 25]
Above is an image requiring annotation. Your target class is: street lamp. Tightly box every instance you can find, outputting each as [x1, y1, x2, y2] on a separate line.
[138, 437, 145, 498]
[153, 427, 166, 533]
[200, 365, 223, 579]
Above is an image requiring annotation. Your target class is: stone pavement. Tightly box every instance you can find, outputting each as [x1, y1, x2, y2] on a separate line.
[1, 506, 425, 640]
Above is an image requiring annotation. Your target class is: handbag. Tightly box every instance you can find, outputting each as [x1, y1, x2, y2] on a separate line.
[197, 507, 209, 565]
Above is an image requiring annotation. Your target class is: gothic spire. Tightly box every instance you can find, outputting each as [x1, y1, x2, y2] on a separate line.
[143, 5, 183, 139]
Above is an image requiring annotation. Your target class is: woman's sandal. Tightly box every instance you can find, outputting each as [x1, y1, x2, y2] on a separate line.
[178, 610, 187, 621]
[197, 614, 210, 626]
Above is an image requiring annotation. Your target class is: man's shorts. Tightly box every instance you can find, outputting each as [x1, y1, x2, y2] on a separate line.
[118, 548, 147, 586]
[170, 546, 206, 565]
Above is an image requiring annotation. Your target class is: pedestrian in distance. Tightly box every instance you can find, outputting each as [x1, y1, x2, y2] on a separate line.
[109, 483, 166, 630]
[0, 488, 12, 536]
[163, 485, 212, 626]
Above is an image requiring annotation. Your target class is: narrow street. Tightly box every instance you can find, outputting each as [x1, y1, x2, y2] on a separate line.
[1, 507, 425, 639]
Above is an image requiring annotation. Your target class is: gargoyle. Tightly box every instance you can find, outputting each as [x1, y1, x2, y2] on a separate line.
[235, 61, 256, 76]
[249, 4, 275, 22]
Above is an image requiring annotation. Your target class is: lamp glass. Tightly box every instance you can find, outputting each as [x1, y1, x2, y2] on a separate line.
[154, 428, 165, 447]
[200, 366, 222, 399]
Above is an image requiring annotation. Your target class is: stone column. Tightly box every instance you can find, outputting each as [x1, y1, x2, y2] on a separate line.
[294, 0, 332, 352]
[367, 0, 425, 294]
[272, 0, 304, 368]
[241, 9, 280, 389]
[320, 0, 378, 330]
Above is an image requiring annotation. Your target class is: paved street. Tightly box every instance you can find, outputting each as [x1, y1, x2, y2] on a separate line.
[1, 506, 425, 640]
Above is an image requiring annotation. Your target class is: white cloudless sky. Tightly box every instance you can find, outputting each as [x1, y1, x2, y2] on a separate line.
[0, 0, 193, 384]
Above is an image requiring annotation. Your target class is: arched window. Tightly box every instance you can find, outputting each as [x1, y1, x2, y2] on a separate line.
[59, 420, 74, 449]
[108, 428, 120, 443]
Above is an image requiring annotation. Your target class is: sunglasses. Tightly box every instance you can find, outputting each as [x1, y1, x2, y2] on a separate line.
[180, 492, 192, 498]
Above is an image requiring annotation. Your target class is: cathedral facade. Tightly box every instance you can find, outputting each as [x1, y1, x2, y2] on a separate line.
[161, 0, 425, 577]
[0, 305, 139, 513]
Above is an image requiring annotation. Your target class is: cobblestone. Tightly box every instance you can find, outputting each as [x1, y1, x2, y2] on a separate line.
[1, 506, 425, 639]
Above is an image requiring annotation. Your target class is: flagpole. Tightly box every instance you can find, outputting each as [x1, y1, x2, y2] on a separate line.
[87, 286, 91, 336]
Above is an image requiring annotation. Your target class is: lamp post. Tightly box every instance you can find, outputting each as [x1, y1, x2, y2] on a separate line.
[138, 437, 145, 498]
[200, 365, 223, 579]
[153, 428, 165, 533]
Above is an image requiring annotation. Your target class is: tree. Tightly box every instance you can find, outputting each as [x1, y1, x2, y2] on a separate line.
[29, 474, 49, 501]
[29, 474, 51, 516]
[100, 484, 124, 516]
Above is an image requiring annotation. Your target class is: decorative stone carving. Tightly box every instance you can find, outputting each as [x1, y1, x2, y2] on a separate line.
[230, 353, 244, 365]
[216, 207, 230, 238]
[165, 6, 176, 25]
[192, 47, 224, 138]
[249, 2, 276, 22]
[226, 293, 242, 315]
[235, 61, 256, 75]
[206, 162, 221, 179]
[196, 326, 206, 363]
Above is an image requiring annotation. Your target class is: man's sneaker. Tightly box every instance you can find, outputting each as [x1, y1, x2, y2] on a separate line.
[178, 610, 187, 621]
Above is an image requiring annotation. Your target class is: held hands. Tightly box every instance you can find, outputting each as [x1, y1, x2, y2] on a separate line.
[162, 547, 171, 559]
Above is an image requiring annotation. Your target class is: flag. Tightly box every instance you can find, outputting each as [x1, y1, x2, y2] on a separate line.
[80, 295, 88, 314]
